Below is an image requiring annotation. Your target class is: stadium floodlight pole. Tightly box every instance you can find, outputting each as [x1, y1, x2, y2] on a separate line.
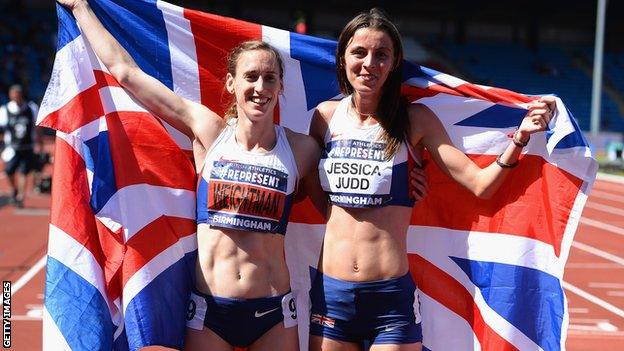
[590, 0, 607, 136]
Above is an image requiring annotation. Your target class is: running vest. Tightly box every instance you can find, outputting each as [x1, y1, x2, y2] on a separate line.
[4, 101, 35, 150]
[197, 119, 298, 235]
[319, 96, 417, 208]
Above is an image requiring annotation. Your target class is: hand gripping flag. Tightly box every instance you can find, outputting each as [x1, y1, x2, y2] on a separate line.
[38, 0, 597, 350]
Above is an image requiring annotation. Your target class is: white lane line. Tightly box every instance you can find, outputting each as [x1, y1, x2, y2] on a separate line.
[11, 255, 47, 296]
[568, 322, 619, 332]
[589, 282, 624, 289]
[568, 329, 624, 336]
[591, 189, 624, 202]
[585, 201, 624, 217]
[592, 186, 624, 197]
[566, 263, 624, 269]
[597, 172, 624, 184]
[13, 208, 50, 216]
[598, 322, 619, 332]
[568, 308, 590, 313]
[8, 315, 41, 321]
[580, 217, 624, 236]
[563, 281, 624, 319]
[570, 318, 609, 323]
[607, 291, 624, 297]
[572, 241, 624, 266]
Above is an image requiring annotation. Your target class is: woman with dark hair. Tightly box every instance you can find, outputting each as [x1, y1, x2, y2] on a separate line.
[308, 8, 554, 351]
[57, 1, 324, 350]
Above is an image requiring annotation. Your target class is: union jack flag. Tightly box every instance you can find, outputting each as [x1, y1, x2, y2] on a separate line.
[38, 0, 597, 350]
[311, 313, 337, 329]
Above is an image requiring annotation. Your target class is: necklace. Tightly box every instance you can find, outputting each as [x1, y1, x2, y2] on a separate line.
[350, 98, 376, 121]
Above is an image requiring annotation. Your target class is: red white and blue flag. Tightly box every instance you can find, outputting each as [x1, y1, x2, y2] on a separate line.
[38, 0, 597, 350]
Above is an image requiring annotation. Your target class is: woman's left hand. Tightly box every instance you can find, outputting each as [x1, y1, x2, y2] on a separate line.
[517, 96, 556, 142]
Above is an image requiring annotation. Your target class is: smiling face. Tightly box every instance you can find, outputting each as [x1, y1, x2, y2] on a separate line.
[226, 49, 283, 122]
[342, 28, 396, 97]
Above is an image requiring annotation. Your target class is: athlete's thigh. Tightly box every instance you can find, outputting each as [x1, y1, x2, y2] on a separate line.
[183, 326, 233, 351]
[309, 335, 361, 351]
[369, 341, 422, 351]
[249, 322, 299, 351]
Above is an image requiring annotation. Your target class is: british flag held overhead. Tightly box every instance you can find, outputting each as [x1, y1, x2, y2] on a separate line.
[39, 0, 597, 350]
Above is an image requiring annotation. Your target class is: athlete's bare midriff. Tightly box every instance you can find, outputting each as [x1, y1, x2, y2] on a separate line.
[318, 204, 413, 282]
[195, 223, 291, 299]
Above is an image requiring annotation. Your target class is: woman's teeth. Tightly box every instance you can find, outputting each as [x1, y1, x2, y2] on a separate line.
[251, 97, 269, 104]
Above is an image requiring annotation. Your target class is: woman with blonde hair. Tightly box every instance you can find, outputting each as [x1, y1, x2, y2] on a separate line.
[58, 1, 322, 349]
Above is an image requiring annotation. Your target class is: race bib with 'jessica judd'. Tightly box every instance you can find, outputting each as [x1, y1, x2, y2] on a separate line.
[319, 138, 395, 207]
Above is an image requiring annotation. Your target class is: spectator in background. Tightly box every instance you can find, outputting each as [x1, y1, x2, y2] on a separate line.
[0, 84, 42, 208]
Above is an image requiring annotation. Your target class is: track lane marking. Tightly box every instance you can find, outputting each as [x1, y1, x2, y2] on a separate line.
[585, 201, 624, 217]
[591, 189, 624, 202]
[596, 173, 624, 185]
[579, 217, 624, 236]
[589, 283, 624, 289]
[566, 263, 624, 269]
[571, 241, 624, 266]
[563, 281, 624, 319]
[11, 255, 46, 296]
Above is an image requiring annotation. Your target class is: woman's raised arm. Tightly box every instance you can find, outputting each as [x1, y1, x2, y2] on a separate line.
[57, 0, 223, 143]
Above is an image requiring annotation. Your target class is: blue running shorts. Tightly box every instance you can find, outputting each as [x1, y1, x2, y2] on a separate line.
[309, 268, 422, 345]
[186, 289, 297, 347]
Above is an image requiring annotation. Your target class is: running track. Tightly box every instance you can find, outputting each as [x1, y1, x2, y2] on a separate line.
[1, 144, 623, 350]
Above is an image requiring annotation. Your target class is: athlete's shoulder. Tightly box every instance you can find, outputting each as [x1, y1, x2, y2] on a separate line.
[284, 127, 319, 152]
[283, 127, 320, 174]
[315, 100, 341, 123]
[309, 99, 342, 143]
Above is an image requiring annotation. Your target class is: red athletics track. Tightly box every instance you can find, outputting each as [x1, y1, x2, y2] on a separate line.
[2, 144, 624, 350]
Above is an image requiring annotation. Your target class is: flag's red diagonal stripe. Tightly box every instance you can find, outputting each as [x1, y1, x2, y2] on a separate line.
[410, 254, 518, 351]
[401, 81, 534, 105]
[106, 111, 196, 191]
[38, 69, 123, 133]
[411, 153, 582, 256]
[402, 83, 463, 101]
[39, 84, 104, 133]
[184, 9, 261, 115]
[95, 219, 125, 302]
[50, 137, 107, 269]
[121, 216, 196, 287]
[453, 83, 533, 104]
[52, 138, 127, 299]
[93, 69, 122, 88]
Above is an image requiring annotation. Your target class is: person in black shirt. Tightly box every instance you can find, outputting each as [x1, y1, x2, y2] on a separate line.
[0, 84, 42, 207]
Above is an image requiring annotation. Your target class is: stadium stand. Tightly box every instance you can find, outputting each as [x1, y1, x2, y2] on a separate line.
[437, 41, 624, 132]
[0, 3, 55, 106]
[3, 0, 623, 133]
